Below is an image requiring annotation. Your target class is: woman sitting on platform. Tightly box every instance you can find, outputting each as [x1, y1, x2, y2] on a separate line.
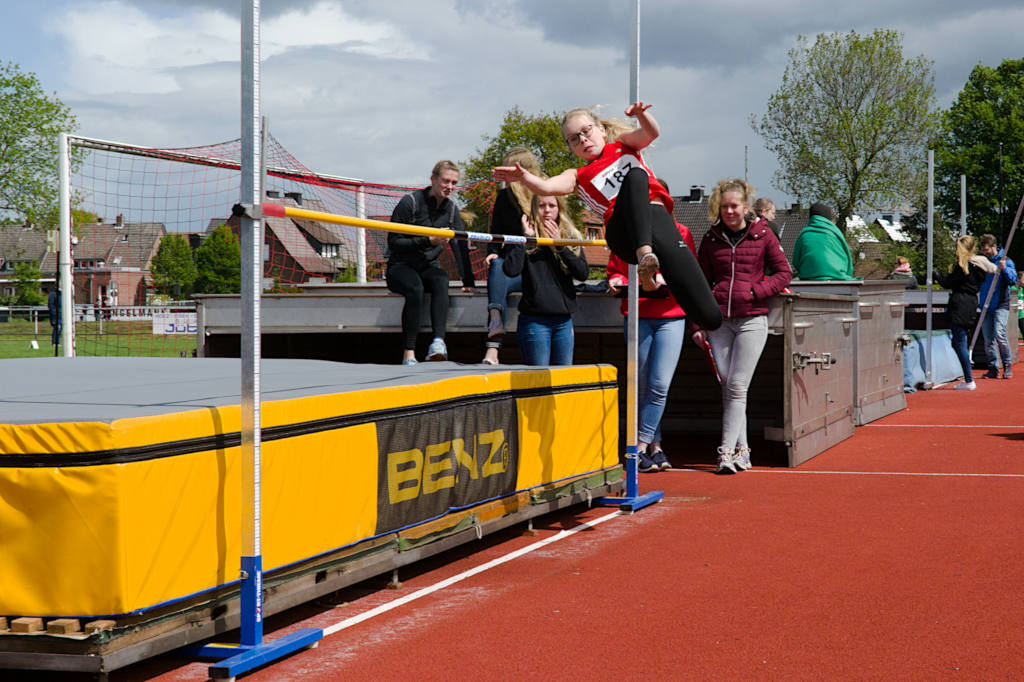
[503, 194, 588, 366]
[482, 146, 538, 365]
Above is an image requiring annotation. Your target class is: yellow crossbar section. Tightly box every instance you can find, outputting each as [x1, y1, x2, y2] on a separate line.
[259, 203, 607, 248]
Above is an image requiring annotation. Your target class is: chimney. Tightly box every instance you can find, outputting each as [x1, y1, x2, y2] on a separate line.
[791, 202, 802, 212]
[284, 191, 303, 206]
[115, 214, 124, 227]
[688, 185, 703, 202]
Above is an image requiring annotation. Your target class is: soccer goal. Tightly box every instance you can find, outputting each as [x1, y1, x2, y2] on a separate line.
[58, 131, 473, 356]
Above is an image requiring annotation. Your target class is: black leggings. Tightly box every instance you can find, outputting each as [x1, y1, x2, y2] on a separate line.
[604, 168, 722, 330]
[386, 262, 449, 349]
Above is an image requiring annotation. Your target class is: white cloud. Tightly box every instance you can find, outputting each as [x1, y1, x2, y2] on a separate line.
[262, 1, 429, 61]
[47, 0, 427, 97]
[49, 1, 237, 94]
[36, 0, 1024, 207]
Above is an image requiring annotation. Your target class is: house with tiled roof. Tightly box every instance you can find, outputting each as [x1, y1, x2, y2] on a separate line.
[672, 186, 808, 262]
[73, 216, 165, 305]
[580, 208, 609, 270]
[0, 223, 58, 299]
[220, 193, 338, 286]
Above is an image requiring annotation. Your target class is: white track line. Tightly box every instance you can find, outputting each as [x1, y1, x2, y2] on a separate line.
[321, 509, 622, 637]
[673, 468, 1024, 478]
[864, 424, 1021, 429]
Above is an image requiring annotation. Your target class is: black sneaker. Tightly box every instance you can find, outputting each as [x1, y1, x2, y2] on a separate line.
[982, 368, 1000, 379]
[637, 451, 659, 473]
[650, 449, 671, 470]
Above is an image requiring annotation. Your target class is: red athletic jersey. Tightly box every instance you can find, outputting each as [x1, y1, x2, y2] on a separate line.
[575, 141, 673, 223]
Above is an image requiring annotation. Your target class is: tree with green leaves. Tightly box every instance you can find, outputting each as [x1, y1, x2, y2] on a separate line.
[752, 30, 939, 226]
[0, 62, 77, 226]
[151, 233, 198, 298]
[935, 58, 1024, 260]
[193, 224, 240, 294]
[10, 261, 47, 306]
[460, 106, 582, 228]
[889, 190, 956, 283]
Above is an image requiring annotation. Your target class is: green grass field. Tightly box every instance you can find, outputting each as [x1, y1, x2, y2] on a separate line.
[0, 318, 196, 358]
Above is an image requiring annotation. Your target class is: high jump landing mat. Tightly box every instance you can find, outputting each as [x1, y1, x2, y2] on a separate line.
[0, 357, 622, 674]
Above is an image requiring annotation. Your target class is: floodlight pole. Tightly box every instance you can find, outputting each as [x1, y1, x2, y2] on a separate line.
[598, 0, 662, 512]
[960, 174, 967, 237]
[924, 150, 934, 388]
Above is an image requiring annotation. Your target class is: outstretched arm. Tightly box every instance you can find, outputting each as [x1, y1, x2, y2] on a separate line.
[617, 101, 659, 151]
[493, 165, 577, 196]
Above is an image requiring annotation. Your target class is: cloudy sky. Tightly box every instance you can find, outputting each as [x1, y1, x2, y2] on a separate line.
[5, 0, 1024, 210]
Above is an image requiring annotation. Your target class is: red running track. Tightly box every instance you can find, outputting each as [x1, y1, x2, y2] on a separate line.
[87, 365, 1024, 680]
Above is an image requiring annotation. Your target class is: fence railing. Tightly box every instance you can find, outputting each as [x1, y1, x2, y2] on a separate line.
[0, 302, 198, 358]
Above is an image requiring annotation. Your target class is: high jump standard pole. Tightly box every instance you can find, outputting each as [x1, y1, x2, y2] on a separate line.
[597, 0, 663, 511]
[186, 2, 322, 675]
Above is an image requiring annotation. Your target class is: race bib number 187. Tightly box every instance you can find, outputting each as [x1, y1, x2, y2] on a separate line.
[590, 153, 645, 201]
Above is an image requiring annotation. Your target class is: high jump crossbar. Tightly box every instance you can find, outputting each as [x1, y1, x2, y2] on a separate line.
[247, 203, 607, 249]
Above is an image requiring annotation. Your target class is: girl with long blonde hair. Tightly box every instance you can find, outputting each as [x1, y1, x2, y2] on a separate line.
[934, 235, 997, 390]
[482, 146, 541, 365]
[694, 178, 792, 473]
[493, 101, 720, 332]
[501, 194, 588, 366]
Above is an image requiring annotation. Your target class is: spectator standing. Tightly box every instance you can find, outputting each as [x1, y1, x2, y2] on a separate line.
[1012, 282, 1024, 340]
[693, 179, 792, 474]
[503, 195, 588, 366]
[791, 203, 854, 280]
[607, 213, 695, 473]
[387, 160, 475, 366]
[977, 233, 1018, 379]
[752, 197, 780, 237]
[482, 147, 537, 365]
[47, 287, 61, 354]
[886, 256, 919, 290]
[933, 235, 997, 391]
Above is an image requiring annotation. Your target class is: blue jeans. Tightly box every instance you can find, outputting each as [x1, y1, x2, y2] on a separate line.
[628, 317, 686, 444]
[486, 257, 522, 348]
[950, 324, 973, 382]
[707, 315, 768, 451]
[517, 314, 574, 366]
[981, 306, 1011, 369]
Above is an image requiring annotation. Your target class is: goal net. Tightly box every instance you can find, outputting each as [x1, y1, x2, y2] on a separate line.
[64, 133, 490, 356]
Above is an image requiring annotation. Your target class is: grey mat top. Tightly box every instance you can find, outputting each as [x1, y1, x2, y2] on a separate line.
[0, 357, 541, 424]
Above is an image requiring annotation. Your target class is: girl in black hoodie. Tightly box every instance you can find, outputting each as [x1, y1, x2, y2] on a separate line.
[503, 195, 588, 365]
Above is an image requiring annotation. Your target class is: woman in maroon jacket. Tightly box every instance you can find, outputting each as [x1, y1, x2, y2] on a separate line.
[693, 179, 792, 474]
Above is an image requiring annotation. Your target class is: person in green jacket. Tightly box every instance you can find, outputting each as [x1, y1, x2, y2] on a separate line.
[792, 203, 855, 280]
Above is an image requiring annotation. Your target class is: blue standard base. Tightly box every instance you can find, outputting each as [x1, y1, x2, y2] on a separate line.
[187, 628, 323, 679]
[596, 450, 664, 511]
[596, 489, 664, 512]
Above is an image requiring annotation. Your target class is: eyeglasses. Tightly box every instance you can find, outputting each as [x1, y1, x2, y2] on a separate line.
[565, 123, 596, 147]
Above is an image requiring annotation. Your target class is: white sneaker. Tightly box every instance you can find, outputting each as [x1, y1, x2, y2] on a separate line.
[715, 447, 737, 475]
[426, 338, 447, 361]
[954, 381, 976, 391]
[734, 446, 752, 471]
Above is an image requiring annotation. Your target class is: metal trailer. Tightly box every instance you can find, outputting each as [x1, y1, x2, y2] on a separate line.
[764, 290, 858, 466]
[788, 281, 908, 425]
